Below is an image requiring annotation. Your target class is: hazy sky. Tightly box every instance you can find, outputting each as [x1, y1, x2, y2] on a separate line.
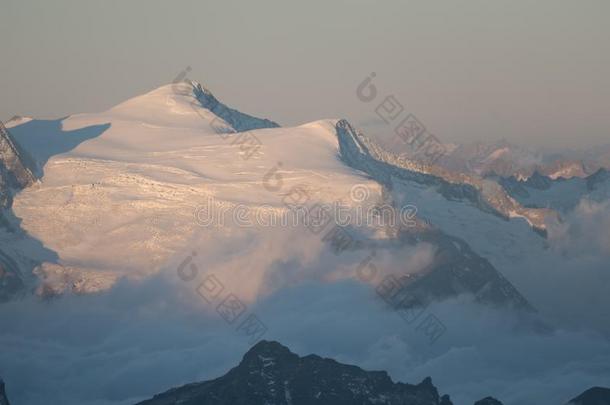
[2, 0, 609, 149]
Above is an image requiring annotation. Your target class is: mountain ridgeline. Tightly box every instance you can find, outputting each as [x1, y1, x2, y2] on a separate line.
[335, 119, 552, 235]
[133, 341, 610, 405]
[0, 121, 37, 208]
[0, 121, 38, 302]
[190, 80, 280, 132]
[135, 340, 453, 405]
[0, 378, 11, 405]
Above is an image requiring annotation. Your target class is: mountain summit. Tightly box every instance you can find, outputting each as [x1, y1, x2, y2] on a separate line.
[566, 387, 610, 405]
[0, 378, 11, 405]
[135, 340, 449, 405]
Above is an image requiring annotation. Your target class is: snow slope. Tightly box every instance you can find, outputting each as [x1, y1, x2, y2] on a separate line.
[10, 82, 382, 295]
[6, 81, 560, 305]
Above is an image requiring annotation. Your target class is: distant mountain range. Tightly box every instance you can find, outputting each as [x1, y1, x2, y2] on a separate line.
[437, 138, 610, 181]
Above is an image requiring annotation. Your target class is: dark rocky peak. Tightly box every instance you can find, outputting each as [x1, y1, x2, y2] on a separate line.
[526, 170, 553, 189]
[189, 80, 280, 132]
[586, 167, 610, 191]
[474, 397, 503, 405]
[566, 386, 610, 405]
[0, 378, 11, 405]
[0, 121, 37, 187]
[440, 393, 454, 404]
[136, 340, 448, 405]
[242, 339, 296, 360]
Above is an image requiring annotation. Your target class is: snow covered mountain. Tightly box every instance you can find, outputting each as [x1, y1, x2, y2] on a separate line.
[8, 81, 381, 297]
[2, 80, 551, 312]
[2, 79, 609, 405]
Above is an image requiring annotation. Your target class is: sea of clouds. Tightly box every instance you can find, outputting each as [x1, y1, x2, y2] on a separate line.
[1, 199, 609, 405]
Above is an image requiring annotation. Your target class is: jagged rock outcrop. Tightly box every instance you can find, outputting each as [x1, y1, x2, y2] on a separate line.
[0, 378, 10, 405]
[586, 168, 610, 191]
[392, 230, 534, 312]
[440, 394, 454, 405]
[474, 397, 503, 405]
[566, 387, 610, 405]
[330, 120, 535, 311]
[190, 81, 280, 132]
[335, 120, 551, 235]
[498, 170, 553, 201]
[135, 340, 449, 405]
[0, 121, 38, 301]
[134, 340, 609, 405]
[499, 166, 610, 212]
[0, 121, 37, 208]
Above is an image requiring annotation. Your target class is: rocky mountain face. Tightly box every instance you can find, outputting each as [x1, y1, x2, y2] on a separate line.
[332, 119, 538, 311]
[0, 121, 38, 302]
[586, 168, 610, 191]
[0, 121, 36, 208]
[498, 167, 610, 212]
[335, 120, 552, 235]
[136, 340, 453, 405]
[0, 378, 10, 405]
[473, 398, 503, 405]
[190, 80, 280, 132]
[566, 387, 610, 405]
[135, 341, 609, 405]
[394, 230, 534, 312]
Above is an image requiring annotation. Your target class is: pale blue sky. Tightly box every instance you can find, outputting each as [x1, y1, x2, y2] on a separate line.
[2, 0, 609, 148]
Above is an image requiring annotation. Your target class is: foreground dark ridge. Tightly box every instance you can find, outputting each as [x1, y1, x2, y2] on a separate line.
[1, 343, 607, 404]
[566, 387, 610, 405]
[135, 340, 453, 405]
[133, 340, 610, 405]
